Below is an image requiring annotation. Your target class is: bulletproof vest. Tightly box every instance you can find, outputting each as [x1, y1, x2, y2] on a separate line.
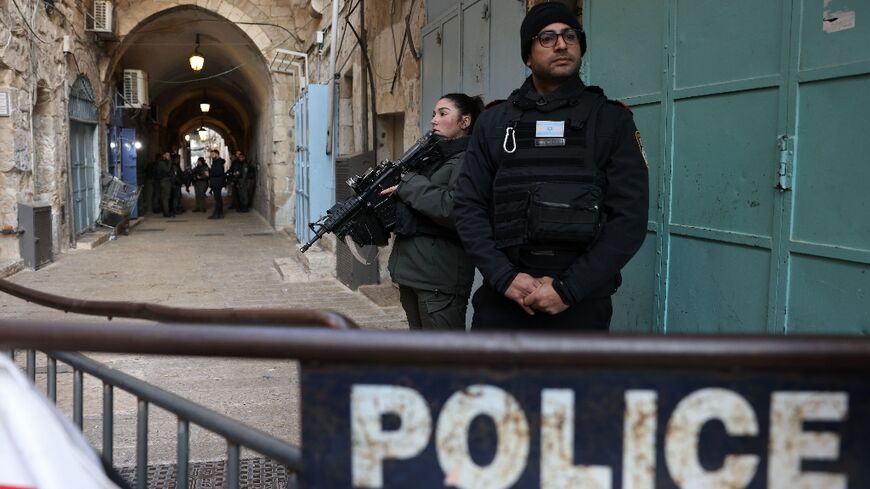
[493, 87, 606, 250]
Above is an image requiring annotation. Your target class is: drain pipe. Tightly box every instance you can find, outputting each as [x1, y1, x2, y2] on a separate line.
[62, 79, 76, 249]
[275, 49, 308, 89]
[326, 0, 340, 158]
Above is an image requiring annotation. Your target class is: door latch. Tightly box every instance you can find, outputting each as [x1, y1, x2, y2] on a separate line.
[775, 135, 794, 191]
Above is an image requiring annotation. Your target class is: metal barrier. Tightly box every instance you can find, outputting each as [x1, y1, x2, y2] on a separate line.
[5, 320, 870, 488]
[11, 349, 302, 489]
[0, 278, 358, 329]
[3, 274, 870, 488]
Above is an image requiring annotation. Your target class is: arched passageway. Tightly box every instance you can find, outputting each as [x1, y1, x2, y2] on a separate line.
[104, 5, 277, 220]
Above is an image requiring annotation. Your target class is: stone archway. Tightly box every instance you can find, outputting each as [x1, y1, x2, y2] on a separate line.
[101, 4, 290, 225]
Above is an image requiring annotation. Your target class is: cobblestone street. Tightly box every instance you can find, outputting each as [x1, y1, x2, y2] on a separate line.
[0, 199, 407, 469]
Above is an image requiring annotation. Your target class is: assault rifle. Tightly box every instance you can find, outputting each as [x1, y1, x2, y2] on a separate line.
[299, 131, 442, 253]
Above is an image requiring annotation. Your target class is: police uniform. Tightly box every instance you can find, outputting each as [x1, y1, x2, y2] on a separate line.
[388, 137, 475, 330]
[208, 157, 226, 219]
[454, 75, 649, 330]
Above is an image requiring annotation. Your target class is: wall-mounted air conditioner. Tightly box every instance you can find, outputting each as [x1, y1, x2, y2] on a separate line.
[122, 69, 149, 108]
[86, 0, 113, 34]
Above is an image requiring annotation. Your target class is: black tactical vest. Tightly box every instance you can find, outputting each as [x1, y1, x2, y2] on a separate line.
[493, 87, 606, 251]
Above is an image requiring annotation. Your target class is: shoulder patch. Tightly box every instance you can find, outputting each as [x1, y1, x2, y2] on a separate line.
[606, 99, 632, 112]
[635, 130, 649, 168]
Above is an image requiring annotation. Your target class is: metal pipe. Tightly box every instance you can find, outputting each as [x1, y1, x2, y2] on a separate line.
[226, 443, 241, 489]
[50, 351, 303, 470]
[73, 368, 83, 428]
[3, 320, 870, 370]
[326, 0, 340, 157]
[276, 49, 309, 88]
[103, 382, 113, 467]
[63, 79, 77, 248]
[137, 399, 148, 489]
[0, 278, 358, 329]
[47, 355, 56, 403]
[177, 419, 189, 489]
[26, 349, 35, 381]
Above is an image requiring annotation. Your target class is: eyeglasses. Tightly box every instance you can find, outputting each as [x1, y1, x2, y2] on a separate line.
[533, 28, 582, 48]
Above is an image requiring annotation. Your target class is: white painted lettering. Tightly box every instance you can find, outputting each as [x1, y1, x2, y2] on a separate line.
[435, 385, 529, 489]
[541, 389, 612, 489]
[665, 388, 759, 489]
[351, 385, 432, 488]
[768, 392, 848, 489]
[622, 390, 658, 489]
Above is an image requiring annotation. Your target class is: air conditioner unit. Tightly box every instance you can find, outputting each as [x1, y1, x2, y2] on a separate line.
[122, 69, 149, 108]
[86, 0, 113, 33]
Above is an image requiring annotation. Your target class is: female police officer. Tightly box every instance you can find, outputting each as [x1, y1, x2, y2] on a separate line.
[381, 93, 484, 330]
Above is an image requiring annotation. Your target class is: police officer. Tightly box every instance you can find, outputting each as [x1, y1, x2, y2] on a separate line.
[208, 149, 226, 219]
[226, 151, 243, 210]
[192, 156, 210, 212]
[382, 93, 483, 330]
[156, 151, 174, 218]
[236, 152, 256, 213]
[454, 2, 649, 330]
[170, 154, 184, 215]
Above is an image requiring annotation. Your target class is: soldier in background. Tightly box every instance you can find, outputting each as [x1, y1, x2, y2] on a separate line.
[226, 151, 243, 210]
[236, 152, 256, 213]
[208, 149, 226, 219]
[170, 154, 184, 215]
[156, 151, 174, 218]
[192, 156, 210, 212]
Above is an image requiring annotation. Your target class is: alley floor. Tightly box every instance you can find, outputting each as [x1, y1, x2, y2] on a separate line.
[0, 194, 408, 473]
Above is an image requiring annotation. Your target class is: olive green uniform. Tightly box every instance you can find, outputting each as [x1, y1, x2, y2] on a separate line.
[388, 138, 474, 330]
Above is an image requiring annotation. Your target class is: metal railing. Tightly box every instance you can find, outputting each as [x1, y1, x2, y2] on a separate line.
[0, 278, 358, 329]
[6, 320, 870, 487]
[0, 278, 352, 488]
[11, 348, 301, 489]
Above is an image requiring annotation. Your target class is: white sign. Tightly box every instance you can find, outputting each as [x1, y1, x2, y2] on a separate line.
[0, 91, 10, 117]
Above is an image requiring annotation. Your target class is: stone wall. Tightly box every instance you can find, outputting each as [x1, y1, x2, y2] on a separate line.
[0, 0, 103, 259]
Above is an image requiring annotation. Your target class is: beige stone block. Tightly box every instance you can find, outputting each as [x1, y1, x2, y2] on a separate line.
[271, 6, 291, 17]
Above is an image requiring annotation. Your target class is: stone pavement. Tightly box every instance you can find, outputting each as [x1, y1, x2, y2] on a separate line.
[0, 194, 407, 470]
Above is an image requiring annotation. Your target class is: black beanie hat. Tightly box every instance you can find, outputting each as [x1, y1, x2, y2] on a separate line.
[520, 2, 585, 62]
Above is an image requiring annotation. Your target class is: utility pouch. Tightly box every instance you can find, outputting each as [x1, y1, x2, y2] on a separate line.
[528, 182, 602, 246]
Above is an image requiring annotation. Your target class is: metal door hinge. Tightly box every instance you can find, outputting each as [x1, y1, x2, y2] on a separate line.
[776, 135, 794, 191]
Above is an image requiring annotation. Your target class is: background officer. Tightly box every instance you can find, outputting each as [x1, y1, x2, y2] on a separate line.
[454, 2, 649, 330]
[208, 149, 226, 219]
[156, 151, 174, 218]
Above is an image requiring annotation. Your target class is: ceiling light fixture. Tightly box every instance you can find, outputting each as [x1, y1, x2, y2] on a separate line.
[198, 120, 209, 141]
[200, 88, 210, 113]
[189, 34, 205, 72]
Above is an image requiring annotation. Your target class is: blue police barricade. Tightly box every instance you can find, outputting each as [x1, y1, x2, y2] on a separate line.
[300, 332, 870, 489]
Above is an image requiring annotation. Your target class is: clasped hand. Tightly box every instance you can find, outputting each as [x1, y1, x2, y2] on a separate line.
[504, 273, 568, 316]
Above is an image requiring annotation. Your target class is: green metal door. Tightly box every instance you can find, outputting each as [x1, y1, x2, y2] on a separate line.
[585, 0, 870, 333]
[784, 0, 870, 333]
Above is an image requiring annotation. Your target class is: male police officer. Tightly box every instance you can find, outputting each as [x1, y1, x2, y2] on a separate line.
[454, 2, 649, 330]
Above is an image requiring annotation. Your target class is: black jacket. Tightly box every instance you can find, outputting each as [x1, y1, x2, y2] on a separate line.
[209, 157, 226, 186]
[454, 76, 649, 304]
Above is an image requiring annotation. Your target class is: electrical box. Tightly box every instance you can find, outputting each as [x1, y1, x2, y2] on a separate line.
[17, 203, 53, 270]
[334, 152, 379, 290]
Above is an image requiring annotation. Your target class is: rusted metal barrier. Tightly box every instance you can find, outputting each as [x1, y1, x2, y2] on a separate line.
[3, 319, 870, 488]
[0, 278, 357, 329]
